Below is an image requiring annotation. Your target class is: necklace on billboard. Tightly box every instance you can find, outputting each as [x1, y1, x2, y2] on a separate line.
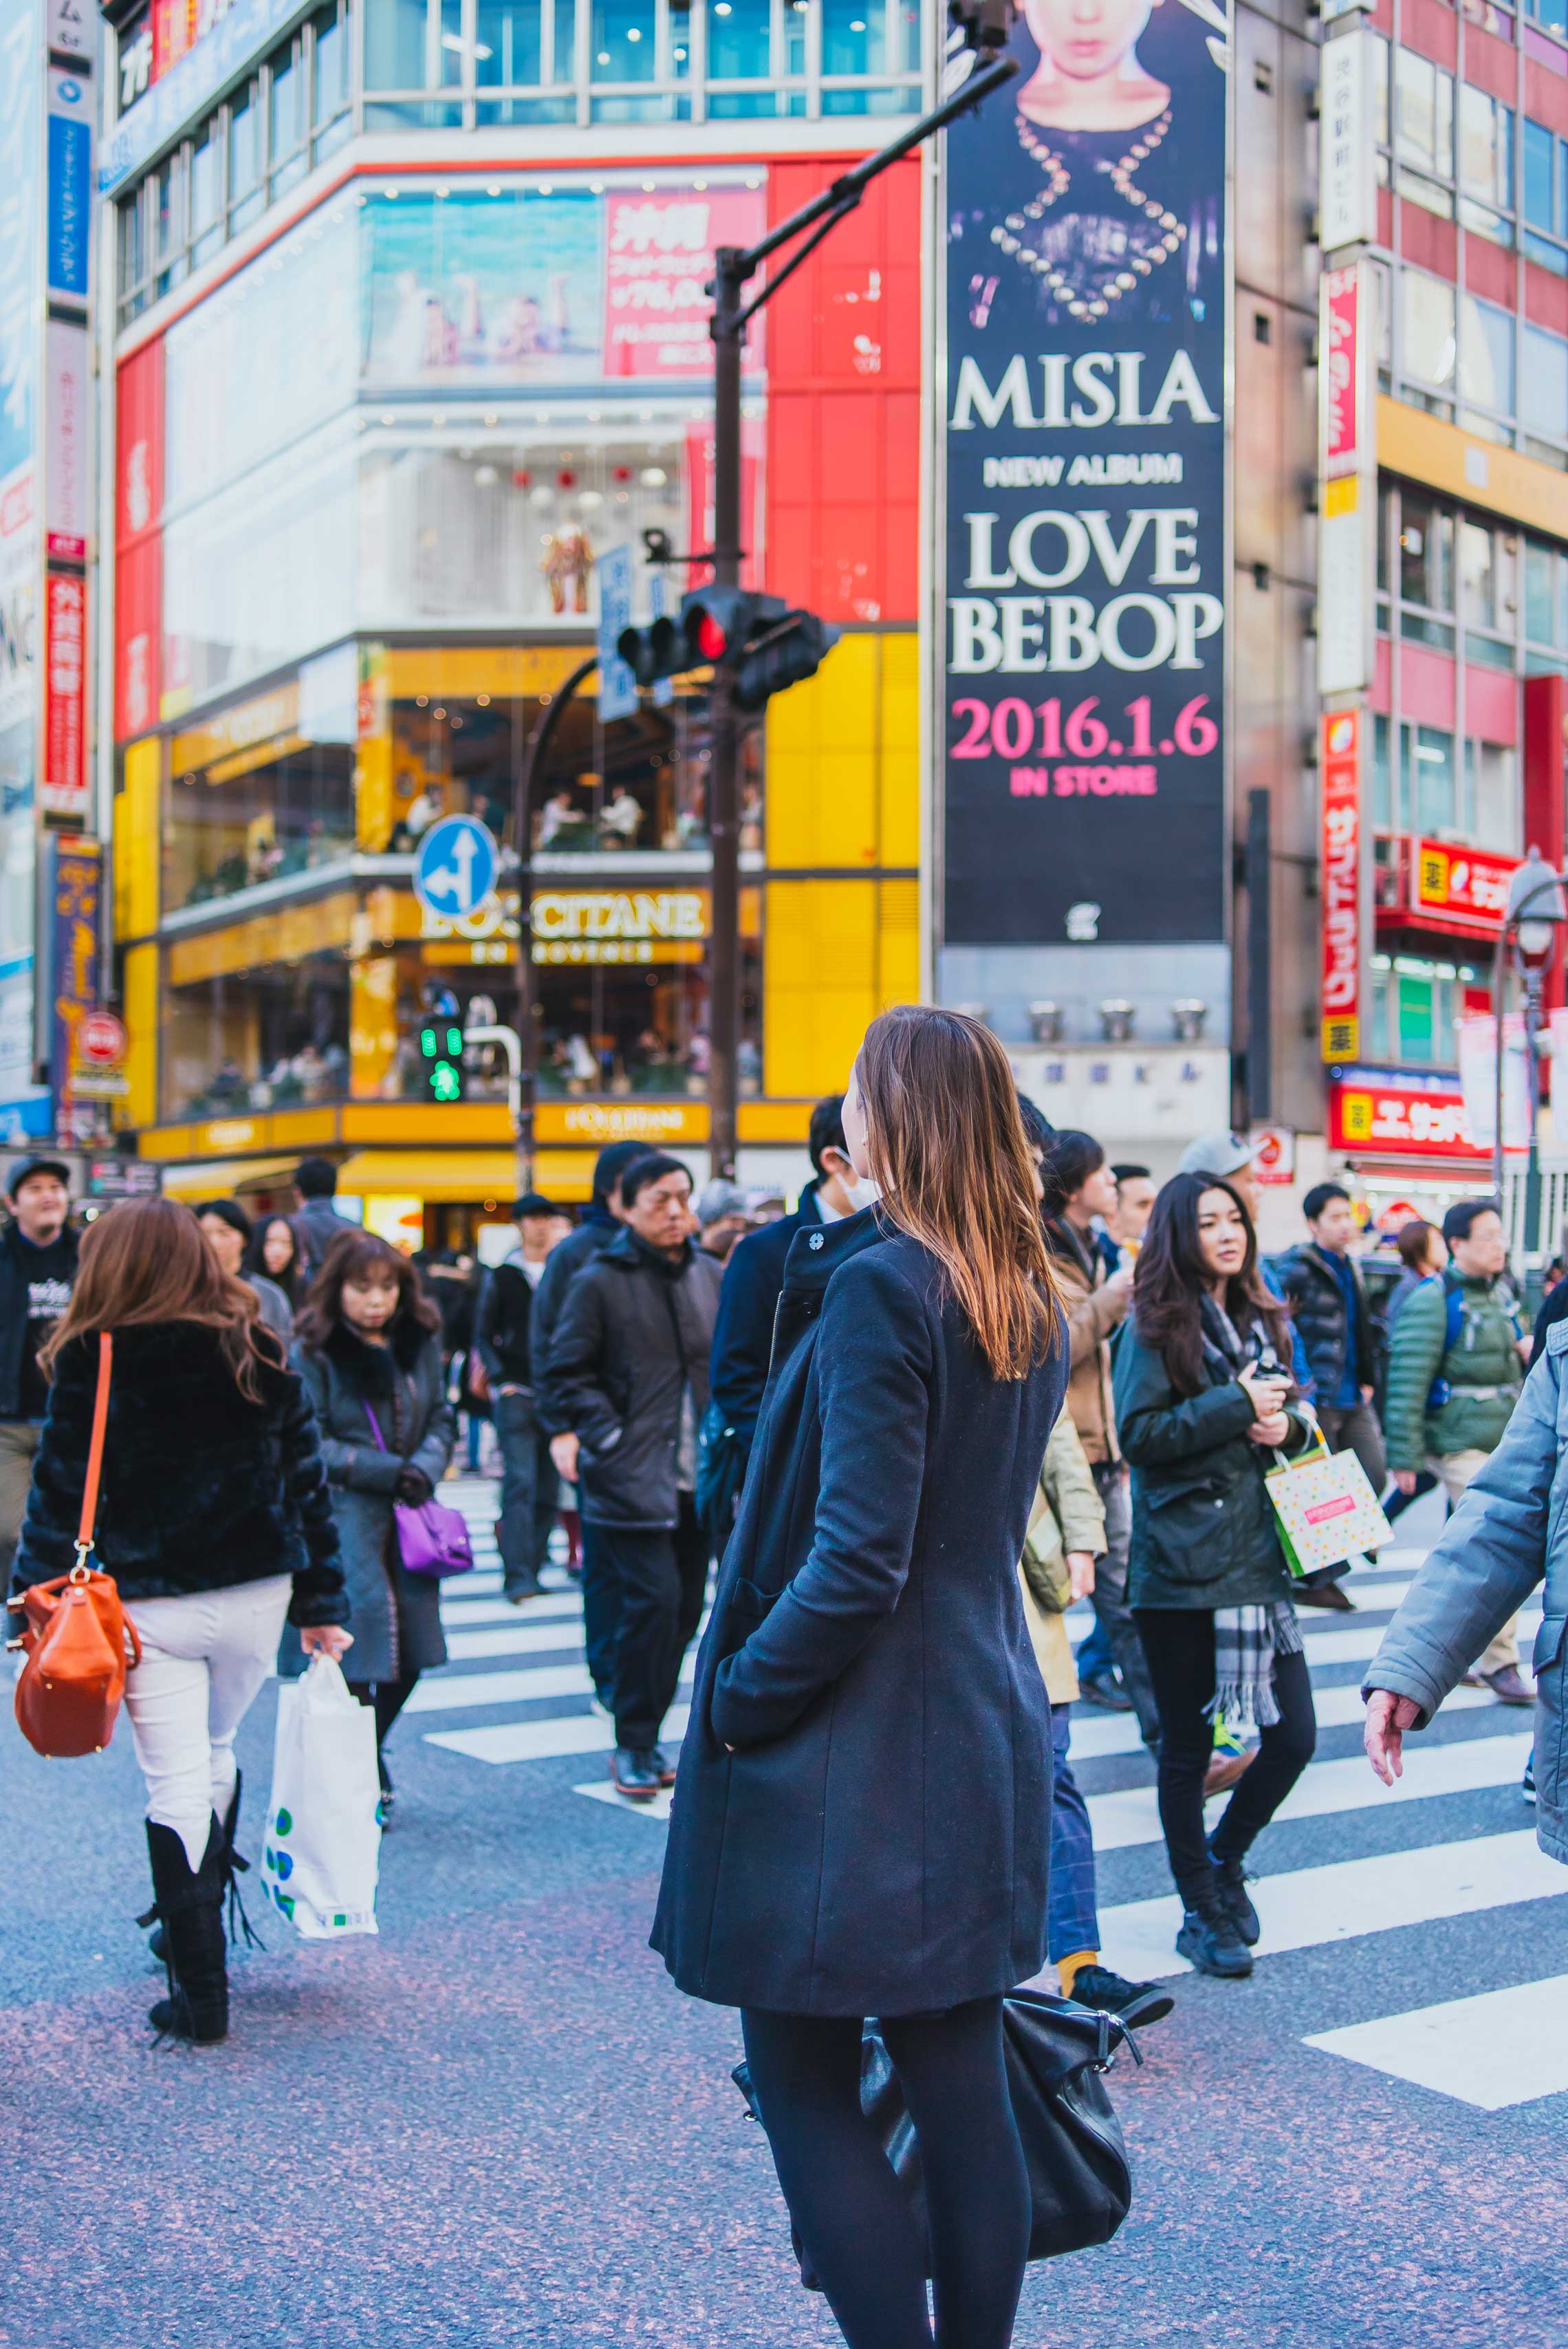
[996, 111, 1184, 323]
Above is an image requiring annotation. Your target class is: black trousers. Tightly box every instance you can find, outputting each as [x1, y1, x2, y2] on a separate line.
[1133, 1607, 1316, 1895]
[600, 1493, 708, 1749]
[580, 1518, 622, 1707]
[740, 1997, 1030, 2349]
[347, 1675, 419, 1752]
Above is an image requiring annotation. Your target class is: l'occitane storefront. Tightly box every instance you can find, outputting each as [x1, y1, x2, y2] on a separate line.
[112, 634, 920, 1228]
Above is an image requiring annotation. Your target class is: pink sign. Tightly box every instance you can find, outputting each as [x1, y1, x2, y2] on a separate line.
[43, 572, 88, 819]
[1323, 266, 1360, 473]
[602, 186, 767, 379]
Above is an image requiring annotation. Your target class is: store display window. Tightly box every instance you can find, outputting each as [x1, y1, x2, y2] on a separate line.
[162, 947, 351, 1119]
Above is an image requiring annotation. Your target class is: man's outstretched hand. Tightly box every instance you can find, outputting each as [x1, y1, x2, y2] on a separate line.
[1364, 1689, 1423, 1785]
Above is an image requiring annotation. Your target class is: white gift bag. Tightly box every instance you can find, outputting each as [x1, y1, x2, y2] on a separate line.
[262, 1653, 382, 1938]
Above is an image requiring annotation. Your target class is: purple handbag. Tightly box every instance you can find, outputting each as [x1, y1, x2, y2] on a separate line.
[364, 1404, 474, 1579]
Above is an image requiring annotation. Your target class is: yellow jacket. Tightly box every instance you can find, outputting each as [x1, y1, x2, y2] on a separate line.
[1018, 1414, 1107, 1705]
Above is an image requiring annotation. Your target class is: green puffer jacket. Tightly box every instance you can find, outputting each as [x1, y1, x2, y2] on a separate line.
[1382, 1270, 1526, 1471]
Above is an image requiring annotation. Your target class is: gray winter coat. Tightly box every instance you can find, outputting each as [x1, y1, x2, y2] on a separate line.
[1364, 1317, 1567, 1865]
[279, 1320, 456, 1685]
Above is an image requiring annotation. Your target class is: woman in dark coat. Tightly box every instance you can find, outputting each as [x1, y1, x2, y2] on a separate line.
[1114, 1173, 1318, 1980]
[282, 1230, 455, 1817]
[654, 1006, 1065, 2349]
[10, 1198, 349, 2044]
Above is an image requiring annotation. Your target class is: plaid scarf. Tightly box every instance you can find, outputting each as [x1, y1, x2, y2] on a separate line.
[1207, 1601, 1303, 1729]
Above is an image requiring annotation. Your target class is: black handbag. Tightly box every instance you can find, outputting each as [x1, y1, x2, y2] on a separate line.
[734, 1987, 1137, 2289]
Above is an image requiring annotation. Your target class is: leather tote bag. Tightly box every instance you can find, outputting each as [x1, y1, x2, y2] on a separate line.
[734, 1987, 1136, 2287]
[8, 1333, 142, 1757]
[363, 1401, 473, 1579]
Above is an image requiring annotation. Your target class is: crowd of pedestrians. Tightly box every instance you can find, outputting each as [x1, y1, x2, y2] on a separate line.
[8, 1046, 1566, 2349]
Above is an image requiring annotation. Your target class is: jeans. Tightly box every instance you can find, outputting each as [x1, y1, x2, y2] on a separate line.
[493, 1387, 556, 1595]
[740, 1996, 1030, 2349]
[1133, 1605, 1316, 1894]
[122, 1575, 293, 1871]
[1074, 1615, 1113, 1682]
[1089, 1465, 1161, 1747]
[600, 1493, 708, 1749]
[0, 1418, 39, 1585]
[1048, 1702, 1099, 1964]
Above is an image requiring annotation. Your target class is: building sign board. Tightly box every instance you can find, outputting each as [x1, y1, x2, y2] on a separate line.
[1320, 708, 1362, 1063]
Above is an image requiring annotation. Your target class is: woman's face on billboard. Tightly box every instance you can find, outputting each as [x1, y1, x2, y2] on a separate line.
[1024, 0, 1155, 82]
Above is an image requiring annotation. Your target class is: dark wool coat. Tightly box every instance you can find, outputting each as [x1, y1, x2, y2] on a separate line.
[532, 1209, 620, 1433]
[707, 1177, 827, 1448]
[652, 1209, 1066, 2017]
[542, 1229, 722, 1529]
[10, 1322, 346, 1622]
[1113, 1313, 1311, 1612]
[279, 1319, 454, 1684]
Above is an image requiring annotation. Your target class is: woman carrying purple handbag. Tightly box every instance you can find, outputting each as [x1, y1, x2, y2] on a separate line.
[283, 1231, 459, 1821]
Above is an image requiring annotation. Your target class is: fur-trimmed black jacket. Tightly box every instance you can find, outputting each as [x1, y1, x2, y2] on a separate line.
[9, 1321, 347, 1623]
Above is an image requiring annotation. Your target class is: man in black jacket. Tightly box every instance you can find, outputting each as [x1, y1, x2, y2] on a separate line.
[1274, 1181, 1386, 1496]
[0, 1157, 79, 1581]
[545, 1152, 722, 1799]
[473, 1192, 560, 1601]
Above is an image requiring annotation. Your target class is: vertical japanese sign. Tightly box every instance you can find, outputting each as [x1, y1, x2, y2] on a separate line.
[596, 543, 637, 725]
[48, 831, 100, 1136]
[42, 570, 85, 818]
[43, 319, 87, 561]
[940, 1, 1230, 949]
[1320, 708, 1362, 1063]
[1318, 259, 1373, 697]
[45, 66, 91, 307]
[1318, 31, 1376, 252]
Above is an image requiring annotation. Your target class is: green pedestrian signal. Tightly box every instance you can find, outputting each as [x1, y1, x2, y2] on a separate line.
[418, 1020, 467, 1103]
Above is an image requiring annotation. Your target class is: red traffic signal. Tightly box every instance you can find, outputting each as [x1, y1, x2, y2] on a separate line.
[695, 610, 730, 661]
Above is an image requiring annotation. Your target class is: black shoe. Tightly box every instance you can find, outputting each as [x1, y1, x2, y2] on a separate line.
[504, 1575, 545, 1603]
[1078, 1671, 1133, 1713]
[145, 1819, 229, 2042]
[651, 1745, 677, 1788]
[1207, 1848, 1261, 1946]
[1174, 1881, 1253, 1979]
[610, 1746, 662, 1800]
[144, 1768, 257, 1964]
[1068, 1963, 1174, 2031]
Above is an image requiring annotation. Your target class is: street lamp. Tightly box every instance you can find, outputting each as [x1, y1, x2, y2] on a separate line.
[1491, 845, 1568, 1308]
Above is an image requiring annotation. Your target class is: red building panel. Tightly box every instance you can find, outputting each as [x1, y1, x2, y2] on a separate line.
[1398, 203, 1457, 280]
[1465, 663, 1518, 745]
[1463, 235, 1515, 307]
[1402, 0, 1457, 67]
[1401, 642, 1457, 728]
[763, 155, 921, 624]
[114, 338, 164, 744]
[1527, 56, 1568, 135]
[1463, 25, 1518, 103]
[1525, 259, 1568, 334]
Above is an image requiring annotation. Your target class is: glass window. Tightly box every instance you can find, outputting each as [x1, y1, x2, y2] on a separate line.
[1459, 294, 1513, 418]
[438, 0, 465, 85]
[190, 116, 221, 266]
[1531, 0, 1568, 35]
[118, 191, 146, 301]
[270, 36, 308, 191]
[1401, 268, 1456, 391]
[313, 3, 350, 133]
[1525, 539, 1557, 644]
[1523, 323, 1568, 446]
[1369, 958, 1392, 1061]
[366, 0, 429, 88]
[153, 151, 187, 292]
[1394, 49, 1453, 180]
[228, 79, 263, 229]
[1372, 713, 1393, 830]
[592, 0, 657, 80]
[1460, 85, 1513, 210]
[822, 0, 887, 75]
[1525, 118, 1558, 232]
[1398, 490, 1455, 612]
[1403, 722, 1457, 834]
[163, 951, 351, 1121]
[1466, 739, 1520, 854]
[1461, 517, 1497, 629]
[475, 0, 543, 84]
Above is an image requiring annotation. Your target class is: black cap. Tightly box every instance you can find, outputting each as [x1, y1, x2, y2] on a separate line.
[7, 1156, 70, 1198]
[512, 1191, 558, 1219]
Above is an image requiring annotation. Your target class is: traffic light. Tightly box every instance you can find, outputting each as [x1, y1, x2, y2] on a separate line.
[678, 587, 781, 667]
[417, 1017, 466, 1103]
[733, 610, 841, 712]
[676, 587, 840, 709]
[615, 613, 684, 689]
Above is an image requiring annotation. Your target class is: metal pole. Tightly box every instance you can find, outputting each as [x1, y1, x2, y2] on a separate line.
[1492, 918, 1507, 1219]
[1245, 789, 1271, 1124]
[706, 250, 745, 1183]
[512, 654, 597, 1194]
[1525, 960, 1546, 1316]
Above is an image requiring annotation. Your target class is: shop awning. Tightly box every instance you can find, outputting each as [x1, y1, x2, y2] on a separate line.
[334, 1150, 524, 1203]
[160, 1156, 301, 1202]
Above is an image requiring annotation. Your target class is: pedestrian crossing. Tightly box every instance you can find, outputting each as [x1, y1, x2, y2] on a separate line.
[422, 1477, 1568, 2106]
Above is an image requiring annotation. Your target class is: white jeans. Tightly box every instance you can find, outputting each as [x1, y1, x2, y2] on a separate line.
[124, 1577, 292, 1870]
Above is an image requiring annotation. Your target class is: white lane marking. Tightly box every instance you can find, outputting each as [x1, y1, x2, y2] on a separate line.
[1298, 1612, 1540, 1669]
[439, 1594, 584, 1628]
[409, 1654, 699, 1716]
[442, 1607, 710, 1664]
[576, 1779, 675, 1822]
[1098, 1831, 1568, 1982]
[1085, 1733, 1532, 1853]
[426, 1704, 693, 1765]
[1065, 1678, 1499, 1760]
[1303, 1974, 1568, 2109]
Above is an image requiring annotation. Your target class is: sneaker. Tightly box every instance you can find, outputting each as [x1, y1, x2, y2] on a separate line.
[1175, 1897, 1253, 1980]
[1206, 1848, 1261, 1945]
[1523, 1760, 1538, 1806]
[609, 1746, 662, 1801]
[1481, 1664, 1534, 1706]
[651, 1746, 677, 1788]
[1068, 1963, 1175, 2031]
[1078, 1671, 1133, 1713]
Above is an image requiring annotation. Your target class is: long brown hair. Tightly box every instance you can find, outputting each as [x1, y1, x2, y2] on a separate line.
[41, 1196, 283, 1400]
[853, 1005, 1058, 1381]
[294, 1227, 442, 1352]
[1131, 1172, 1296, 1398]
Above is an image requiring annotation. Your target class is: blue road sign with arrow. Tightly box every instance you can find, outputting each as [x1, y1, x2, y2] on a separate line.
[413, 815, 499, 921]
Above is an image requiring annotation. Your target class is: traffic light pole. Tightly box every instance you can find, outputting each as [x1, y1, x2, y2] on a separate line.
[701, 50, 1018, 1181]
[513, 651, 598, 1192]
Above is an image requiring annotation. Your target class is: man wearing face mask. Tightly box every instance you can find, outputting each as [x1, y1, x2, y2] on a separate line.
[707, 1096, 878, 1484]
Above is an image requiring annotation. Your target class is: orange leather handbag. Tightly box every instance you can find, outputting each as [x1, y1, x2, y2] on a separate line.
[7, 1334, 139, 1758]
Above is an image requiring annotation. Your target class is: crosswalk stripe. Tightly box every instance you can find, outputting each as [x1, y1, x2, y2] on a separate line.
[1097, 1830, 1566, 1982]
[410, 1653, 697, 1715]
[1065, 1677, 1500, 1759]
[1303, 1975, 1568, 2109]
[438, 1594, 584, 1628]
[426, 1704, 692, 1765]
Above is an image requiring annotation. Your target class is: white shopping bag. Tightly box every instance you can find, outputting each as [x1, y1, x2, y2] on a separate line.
[262, 1654, 381, 1938]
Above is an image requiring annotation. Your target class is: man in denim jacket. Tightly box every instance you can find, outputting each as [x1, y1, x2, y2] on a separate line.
[1364, 1321, 1564, 1859]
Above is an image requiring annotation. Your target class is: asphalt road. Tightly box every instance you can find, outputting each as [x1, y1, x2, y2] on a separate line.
[3, 1481, 1565, 2349]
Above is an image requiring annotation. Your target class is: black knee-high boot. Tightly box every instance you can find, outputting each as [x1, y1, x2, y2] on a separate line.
[143, 1768, 256, 1962]
[145, 1817, 229, 2043]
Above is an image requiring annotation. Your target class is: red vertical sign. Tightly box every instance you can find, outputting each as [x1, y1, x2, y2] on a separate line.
[1320, 708, 1361, 1063]
[1322, 265, 1360, 473]
[115, 337, 164, 742]
[43, 573, 87, 819]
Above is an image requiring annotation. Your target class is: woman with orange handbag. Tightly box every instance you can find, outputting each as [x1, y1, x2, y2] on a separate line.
[9, 1197, 350, 2044]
